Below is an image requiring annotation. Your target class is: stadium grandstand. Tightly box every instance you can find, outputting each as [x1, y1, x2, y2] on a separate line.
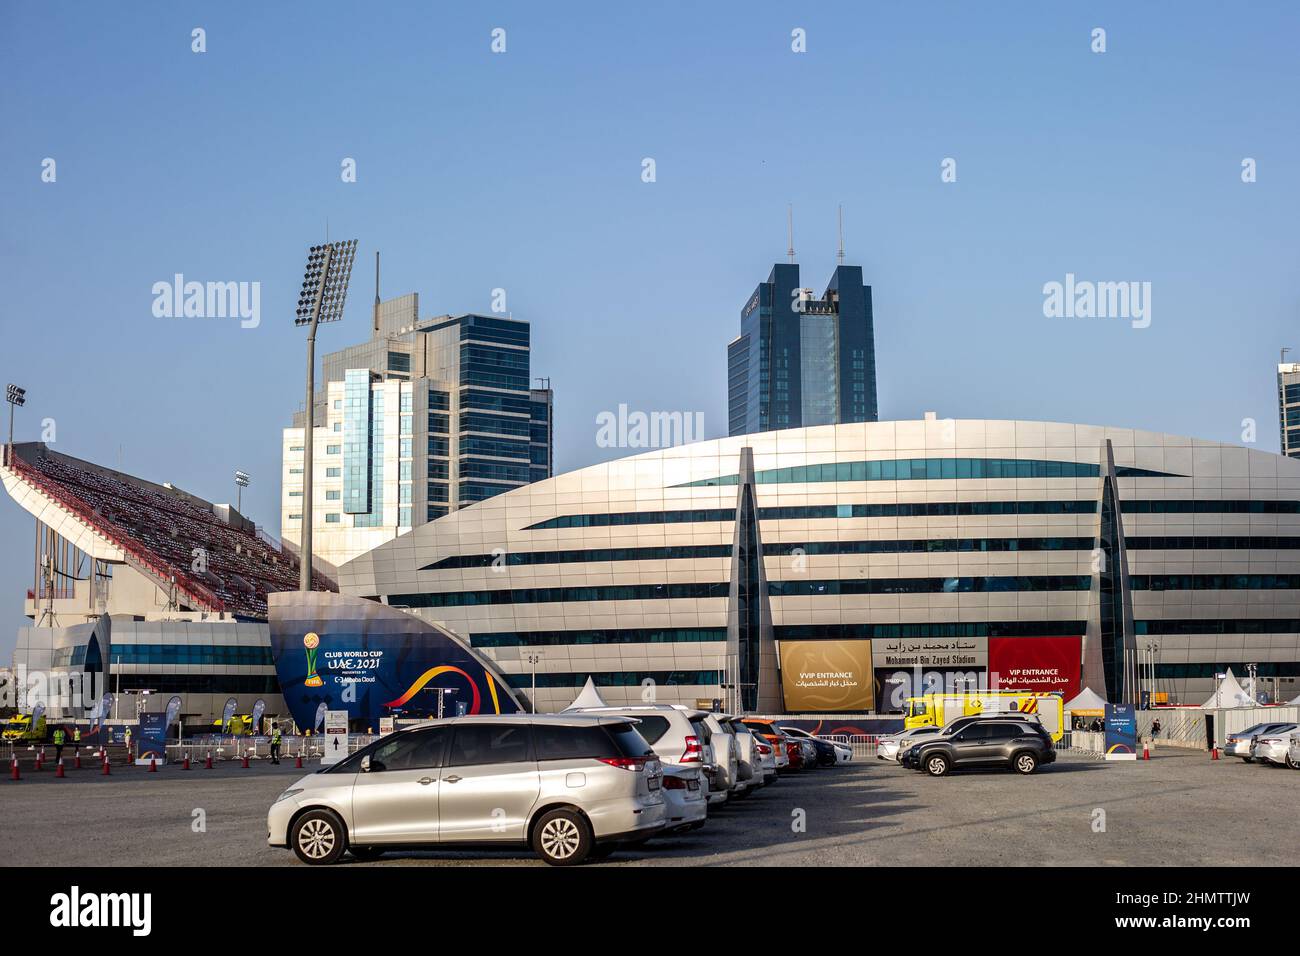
[1, 442, 334, 727]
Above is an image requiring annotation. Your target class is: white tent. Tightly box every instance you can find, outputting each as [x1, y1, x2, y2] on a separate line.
[1064, 687, 1108, 716]
[1286, 692, 1300, 707]
[564, 676, 609, 711]
[1200, 668, 1255, 709]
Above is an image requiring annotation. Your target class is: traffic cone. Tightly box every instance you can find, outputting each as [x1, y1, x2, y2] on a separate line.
[1211, 747, 1219, 760]
[204, 751, 213, 769]
[74, 753, 82, 770]
[241, 752, 250, 769]
[182, 754, 191, 770]
[295, 754, 303, 769]
[148, 757, 157, 773]
[101, 754, 111, 775]
[1142, 743, 1150, 760]
[56, 758, 65, 778]
[10, 756, 19, 781]
[33, 751, 42, 772]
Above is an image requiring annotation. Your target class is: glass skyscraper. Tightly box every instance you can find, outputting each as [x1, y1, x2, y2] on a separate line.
[727, 262, 878, 437]
[1279, 362, 1300, 458]
[282, 293, 553, 572]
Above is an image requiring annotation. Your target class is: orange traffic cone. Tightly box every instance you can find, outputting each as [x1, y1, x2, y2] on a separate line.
[1211, 746, 1220, 760]
[56, 758, 66, 778]
[74, 753, 82, 770]
[241, 752, 249, 769]
[148, 757, 158, 773]
[1142, 743, 1150, 760]
[33, 752, 42, 772]
[10, 756, 19, 781]
[101, 754, 111, 775]
[182, 754, 191, 770]
[204, 751, 213, 769]
[295, 754, 303, 769]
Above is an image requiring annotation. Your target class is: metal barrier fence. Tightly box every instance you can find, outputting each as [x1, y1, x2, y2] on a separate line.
[165, 736, 381, 763]
[816, 734, 878, 760]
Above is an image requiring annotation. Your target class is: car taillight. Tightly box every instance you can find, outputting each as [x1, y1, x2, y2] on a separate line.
[1260, 738, 1281, 744]
[662, 775, 687, 789]
[598, 756, 648, 771]
[682, 735, 702, 762]
[756, 742, 771, 755]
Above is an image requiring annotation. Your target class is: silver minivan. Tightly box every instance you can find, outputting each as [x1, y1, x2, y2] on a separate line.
[268, 714, 666, 866]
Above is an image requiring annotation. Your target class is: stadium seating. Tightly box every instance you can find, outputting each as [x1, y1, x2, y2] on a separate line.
[7, 447, 333, 620]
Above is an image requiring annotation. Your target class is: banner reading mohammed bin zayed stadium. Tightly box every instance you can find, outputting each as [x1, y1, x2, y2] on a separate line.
[778, 640, 874, 712]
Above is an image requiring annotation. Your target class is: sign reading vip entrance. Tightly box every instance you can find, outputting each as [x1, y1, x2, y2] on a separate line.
[321, 710, 349, 766]
[779, 640, 874, 712]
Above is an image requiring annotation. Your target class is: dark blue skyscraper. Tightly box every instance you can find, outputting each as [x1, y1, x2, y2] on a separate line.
[727, 262, 878, 436]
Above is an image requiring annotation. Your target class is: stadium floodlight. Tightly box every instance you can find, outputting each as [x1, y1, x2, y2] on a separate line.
[294, 239, 358, 591]
[234, 470, 250, 513]
[6, 383, 26, 466]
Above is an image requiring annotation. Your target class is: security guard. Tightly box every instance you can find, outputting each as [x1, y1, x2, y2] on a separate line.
[269, 723, 283, 764]
[72, 726, 81, 756]
[53, 726, 67, 763]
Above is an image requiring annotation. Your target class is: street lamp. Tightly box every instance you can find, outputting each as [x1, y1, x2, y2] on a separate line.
[234, 470, 250, 513]
[294, 239, 357, 591]
[6, 383, 26, 465]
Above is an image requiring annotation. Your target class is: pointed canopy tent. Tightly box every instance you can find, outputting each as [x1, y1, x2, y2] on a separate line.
[564, 676, 609, 711]
[1287, 692, 1300, 707]
[1200, 668, 1256, 709]
[1064, 687, 1108, 717]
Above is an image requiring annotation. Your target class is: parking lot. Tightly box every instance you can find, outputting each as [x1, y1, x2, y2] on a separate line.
[2, 749, 1293, 867]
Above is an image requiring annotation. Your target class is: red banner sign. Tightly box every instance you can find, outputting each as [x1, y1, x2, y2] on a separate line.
[988, 636, 1081, 699]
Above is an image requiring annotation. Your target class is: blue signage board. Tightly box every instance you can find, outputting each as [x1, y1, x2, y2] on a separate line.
[269, 592, 522, 732]
[1104, 703, 1137, 760]
[137, 714, 169, 763]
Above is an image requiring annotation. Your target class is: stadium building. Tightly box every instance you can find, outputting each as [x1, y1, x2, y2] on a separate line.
[1, 443, 333, 724]
[314, 417, 1300, 715]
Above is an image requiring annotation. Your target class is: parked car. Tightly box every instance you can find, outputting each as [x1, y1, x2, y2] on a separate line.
[796, 737, 819, 770]
[877, 726, 943, 762]
[1288, 730, 1300, 770]
[782, 736, 806, 771]
[725, 718, 765, 794]
[776, 725, 854, 764]
[660, 762, 709, 831]
[900, 717, 1056, 776]
[1224, 722, 1296, 762]
[739, 718, 790, 771]
[700, 713, 740, 803]
[567, 703, 706, 768]
[752, 735, 779, 784]
[1249, 724, 1299, 767]
[268, 714, 666, 866]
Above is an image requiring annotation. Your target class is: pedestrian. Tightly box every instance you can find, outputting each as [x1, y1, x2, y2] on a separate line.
[1152, 718, 1162, 737]
[124, 726, 132, 761]
[269, 722, 282, 765]
[72, 725, 81, 756]
[53, 726, 66, 763]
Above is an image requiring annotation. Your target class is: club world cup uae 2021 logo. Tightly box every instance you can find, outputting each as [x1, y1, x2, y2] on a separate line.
[303, 632, 323, 687]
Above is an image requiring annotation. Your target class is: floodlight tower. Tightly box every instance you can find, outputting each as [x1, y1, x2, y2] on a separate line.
[234, 470, 250, 513]
[5, 383, 26, 465]
[294, 239, 357, 591]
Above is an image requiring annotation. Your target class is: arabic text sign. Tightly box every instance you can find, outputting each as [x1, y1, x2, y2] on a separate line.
[780, 640, 873, 712]
[988, 636, 1081, 698]
[871, 636, 988, 669]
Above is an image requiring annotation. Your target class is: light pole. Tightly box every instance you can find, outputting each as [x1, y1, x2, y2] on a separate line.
[5, 383, 26, 465]
[234, 470, 250, 514]
[1144, 641, 1160, 708]
[525, 652, 543, 713]
[294, 240, 357, 591]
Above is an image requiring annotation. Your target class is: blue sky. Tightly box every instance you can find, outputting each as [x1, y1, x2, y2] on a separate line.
[2, 1, 1298, 654]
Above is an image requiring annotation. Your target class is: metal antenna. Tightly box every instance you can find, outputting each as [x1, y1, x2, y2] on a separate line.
[837, 205, 845, 264]
[374, 251, 381, 334]
[787, 204, 795, 263]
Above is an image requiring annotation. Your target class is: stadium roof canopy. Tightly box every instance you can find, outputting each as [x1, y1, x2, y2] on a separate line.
[1, 443, 333, 620]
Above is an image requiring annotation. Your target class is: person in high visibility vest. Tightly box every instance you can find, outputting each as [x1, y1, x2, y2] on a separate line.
[269, 723, 283, 765]
[53, 727, 67, 762]
[72, 726, 81, 755]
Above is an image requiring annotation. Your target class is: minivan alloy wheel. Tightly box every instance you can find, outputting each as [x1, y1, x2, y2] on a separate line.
[539, 818, 581, 859]
[299, 819, 335, 859]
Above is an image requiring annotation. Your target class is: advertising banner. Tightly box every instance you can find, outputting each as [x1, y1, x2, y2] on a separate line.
[779, 640, 874, 712]
[988, 636, 1081, 699]
[163, 695, 182, 730]
[220, 697, 238, 734]
[1104, 703, 1138, 760]
[269, 592, 522, 733]
[137, 714, 168, 764]
[378, 717, 395, 736]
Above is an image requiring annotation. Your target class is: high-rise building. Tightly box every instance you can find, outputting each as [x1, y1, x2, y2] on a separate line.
[282, 292, 553, 571]
[728, 262, 877, 437]
[1278, 362, 1300, 458]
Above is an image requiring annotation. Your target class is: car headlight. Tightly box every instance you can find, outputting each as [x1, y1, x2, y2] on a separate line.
[274, 788, 304, 804]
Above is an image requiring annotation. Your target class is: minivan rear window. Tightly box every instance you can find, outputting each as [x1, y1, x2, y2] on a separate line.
[627, 715, 672, 745]
[535, 724, 619, 761]
[606, 723, 654, 758]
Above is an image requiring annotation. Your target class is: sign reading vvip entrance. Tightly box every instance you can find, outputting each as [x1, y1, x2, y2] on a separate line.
[268, 592, 523, 732]
[779, 641, 874, 712]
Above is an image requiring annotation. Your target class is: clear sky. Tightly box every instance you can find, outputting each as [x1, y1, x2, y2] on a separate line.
[2, 2, 1298, 655]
